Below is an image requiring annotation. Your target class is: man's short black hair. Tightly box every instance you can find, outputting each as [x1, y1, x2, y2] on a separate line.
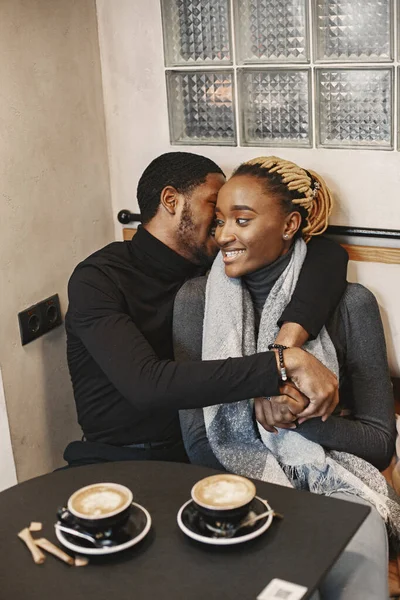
[137, 152, 225, 224]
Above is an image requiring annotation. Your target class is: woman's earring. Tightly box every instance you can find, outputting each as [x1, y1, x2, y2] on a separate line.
[283, 234, 289, 240]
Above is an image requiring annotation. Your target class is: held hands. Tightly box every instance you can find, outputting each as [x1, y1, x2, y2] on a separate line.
[255, 348, 339, 433]
[254, 383, 308, 434]
[282, 348, 339, 423]
[257, 325, 338, 432]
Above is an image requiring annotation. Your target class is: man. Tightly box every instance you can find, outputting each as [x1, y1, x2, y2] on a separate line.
[64, 152, 347, 466]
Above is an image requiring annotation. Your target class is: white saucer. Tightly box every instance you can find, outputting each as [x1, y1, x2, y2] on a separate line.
[55, 501, 151, 556]
[177, 496, 274, 546]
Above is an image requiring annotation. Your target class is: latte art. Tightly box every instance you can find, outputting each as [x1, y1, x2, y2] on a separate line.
[73, 489, 126, 516]
[192, 474, 256, 510]
[69, 483, 132, 519]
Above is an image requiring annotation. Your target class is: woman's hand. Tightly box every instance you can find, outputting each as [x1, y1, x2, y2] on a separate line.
[254, 383, 309, 434]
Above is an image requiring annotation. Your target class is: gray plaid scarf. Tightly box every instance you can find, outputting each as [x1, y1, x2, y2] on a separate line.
[203, 239, 400, 544]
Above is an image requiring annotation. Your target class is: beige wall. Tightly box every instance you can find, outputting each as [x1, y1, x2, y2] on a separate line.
[96, 0, 400, 376]
[0, 0, 114, 482]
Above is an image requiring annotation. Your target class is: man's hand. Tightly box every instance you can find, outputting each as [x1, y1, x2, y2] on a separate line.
[274, 322, 309, 348]
[254, 383, 309, 433]
[282, 347, 338, 422]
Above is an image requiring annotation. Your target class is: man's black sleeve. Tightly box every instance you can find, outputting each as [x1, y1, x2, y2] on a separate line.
[279, 237, 348, 339]
[67, 266, 280, 411]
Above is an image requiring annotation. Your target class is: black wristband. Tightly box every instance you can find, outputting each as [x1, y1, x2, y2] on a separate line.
[268, 344, 288, 382]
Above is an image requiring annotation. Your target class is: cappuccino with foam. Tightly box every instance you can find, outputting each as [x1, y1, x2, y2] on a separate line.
[68, 483, 132, 520]
[191, 474, 256, 511]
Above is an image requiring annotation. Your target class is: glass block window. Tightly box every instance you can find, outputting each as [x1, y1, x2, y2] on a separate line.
[239, 69, 311, 146]
[161, 0, 232, 66]
[161, 0, 399, 150]
[234, 0, 309, 64]
[399, 67, 400, 142]
[398, 67, 400, 144]
[317, 68, 393, 148]
[314, 0, 393, 62]
[398, 0, 400, 61]
[166, 70, 236, 145]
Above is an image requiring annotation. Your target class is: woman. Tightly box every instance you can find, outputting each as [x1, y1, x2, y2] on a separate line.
[173, 156, 398, 600]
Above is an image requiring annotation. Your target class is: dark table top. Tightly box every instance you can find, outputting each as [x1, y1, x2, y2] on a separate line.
[0, 461, 370, 600]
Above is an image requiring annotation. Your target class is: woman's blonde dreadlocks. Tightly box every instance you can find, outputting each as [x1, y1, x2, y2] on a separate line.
[245, 156, 333, 242]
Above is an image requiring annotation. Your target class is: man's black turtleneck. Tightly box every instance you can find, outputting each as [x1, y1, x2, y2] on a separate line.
[65, 226, 348, 451]
[66, 227, 279, 448]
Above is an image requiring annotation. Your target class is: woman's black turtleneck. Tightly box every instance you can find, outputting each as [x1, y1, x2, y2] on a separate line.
[66, 227, 348, 452]
[244, 245, 294, 330]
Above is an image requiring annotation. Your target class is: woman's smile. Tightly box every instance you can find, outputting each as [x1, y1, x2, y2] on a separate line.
[222, 248, 246, 263]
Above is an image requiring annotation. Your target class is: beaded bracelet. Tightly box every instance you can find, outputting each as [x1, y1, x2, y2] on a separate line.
[268, 343, 289, 382]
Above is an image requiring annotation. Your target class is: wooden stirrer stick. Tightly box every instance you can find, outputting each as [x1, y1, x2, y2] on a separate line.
[34, 538, 74, 565]
[18, 528, 46, 565]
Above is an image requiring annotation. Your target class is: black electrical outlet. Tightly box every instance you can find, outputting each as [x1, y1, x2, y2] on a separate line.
[39, 294, 62, 331]
[18, 294, 62, 346]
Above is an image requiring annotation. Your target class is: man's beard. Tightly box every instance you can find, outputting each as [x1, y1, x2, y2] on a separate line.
[177, 201, 217, 267]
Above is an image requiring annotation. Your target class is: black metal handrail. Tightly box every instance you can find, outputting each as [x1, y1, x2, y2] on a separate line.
[117, 211, 400, 240]
[326, 225, 400, 240]
[117, 210, 141, 224]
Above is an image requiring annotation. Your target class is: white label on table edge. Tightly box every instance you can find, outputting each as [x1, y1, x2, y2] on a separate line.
[257, 578, 308, 600]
